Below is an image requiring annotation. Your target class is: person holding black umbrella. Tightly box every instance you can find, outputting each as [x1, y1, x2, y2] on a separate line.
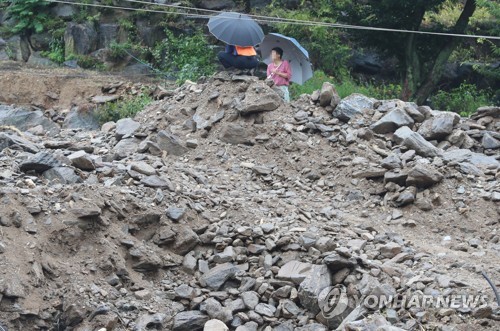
[217, 44, 259, 73]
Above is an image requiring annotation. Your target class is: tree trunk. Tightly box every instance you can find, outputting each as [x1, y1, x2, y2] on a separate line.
[414, 0, 477, 104]
[401, 6, 426, 101]
[402, 34, 421, 101]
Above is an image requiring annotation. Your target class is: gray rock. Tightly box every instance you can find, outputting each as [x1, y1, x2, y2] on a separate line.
[380, 242, 402, 258]
[219, 124, 256, 145]
[446, 129, 467, 146]
[166, 207, 186, 221]
[131, 161, 156, 176]
[200, 263, 240, 290]
[319, 82, 339, 107]
[20, 152, 64, 173]
[277, 260, 313, 285]
[141, 175, 173, 189]
[115, 118, 140, 140]
[136, 19, 166, 47]
[0, 133, 40, 153]
[62, 107, 100, 130]
[381, 154, 402, 170]
[482, 132, 500, 149]
[43, 167, 82, 184]
[27, 52, 58, 67]
[323, 254, 357, 272]
[64, 22, 98, 55]
[241, 291, 259, 310]
[472, 106, 500, 119]
[371, 108, 414, 134]
[175, 284, 195, 299]
[157, 130, 188, 156]
[182, 254, 197, 274]
[68, 150, 95, 171]
[403, 104, 426, 122]
[393, 126, 441, 157]
[113, 138, 140, 159]
[442, 149, 499, 168]
[294, 324, 327, 331]
[298, 264, 332, 315]
[394, 186, 416, 207]
[254, 303, 276, 317]
[238, 84, 280, 114]
[417, 112, 459, 140]
[213, 246, 235, 263]
[173, 311, 209, 331]
[0, 105, 60, 136]
[204, 319, 229, 331]
[406, 164, 443, 188]
[98, 23, 126, 49]
[332, 93, 375, 122]
[6, 35, 31, 62]
[134, 313, 167, 331]
[171, 226, 200, 255]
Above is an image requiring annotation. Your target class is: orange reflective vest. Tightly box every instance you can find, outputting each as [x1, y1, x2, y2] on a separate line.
[235, 46, 257, 56]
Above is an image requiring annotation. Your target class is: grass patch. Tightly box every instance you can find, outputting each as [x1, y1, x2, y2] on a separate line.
[290, 70, 402, 100]
[96, 94, 153, 124]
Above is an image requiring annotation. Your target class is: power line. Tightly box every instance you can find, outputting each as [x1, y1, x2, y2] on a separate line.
[44, 0, 500, 40]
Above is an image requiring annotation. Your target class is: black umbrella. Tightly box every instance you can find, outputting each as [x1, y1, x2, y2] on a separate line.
[208, 12, 264, 47]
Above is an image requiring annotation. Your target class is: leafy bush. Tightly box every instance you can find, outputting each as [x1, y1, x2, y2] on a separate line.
[152, 29, 216, 83]
[6, 0, 50, 34]
[96, 94, 153, 124]
[40, 37, 65, 64]
[431, 83, 494, 116]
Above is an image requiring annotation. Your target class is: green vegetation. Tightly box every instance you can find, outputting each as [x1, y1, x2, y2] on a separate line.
[96, 94, 153, 124]
[431, 83, 493, 117]
[5, 0, 50, 34]
[152, 29, 216, 83]
[40, 37, 65, 64]
[290, 70, 402, 101]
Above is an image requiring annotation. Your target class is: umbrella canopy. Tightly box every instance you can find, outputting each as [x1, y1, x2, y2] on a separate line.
[208, 12, 264, 47]
[260, 33, 313, 85]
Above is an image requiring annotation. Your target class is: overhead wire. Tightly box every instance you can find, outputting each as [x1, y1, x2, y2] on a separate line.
[43, 0, 500, 40]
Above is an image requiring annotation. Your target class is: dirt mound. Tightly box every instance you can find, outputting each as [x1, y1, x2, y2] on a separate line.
[0, 70, 499, 331]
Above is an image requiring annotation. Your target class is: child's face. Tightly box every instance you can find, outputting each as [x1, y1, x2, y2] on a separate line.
[271, 50, 280, 61]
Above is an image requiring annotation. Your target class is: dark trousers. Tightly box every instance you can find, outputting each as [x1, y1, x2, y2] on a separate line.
[217, 52, 259, 70]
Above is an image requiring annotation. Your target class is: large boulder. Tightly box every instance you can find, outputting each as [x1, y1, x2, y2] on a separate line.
[64, 22, 98, 56]
[332, 93, 375, 122]
[62, 107, 100, 130]
[393, 126, 441, 157]
[237, 82, 280, 115]
[298, 264, 332, 315]
[136, 19, 166, 47]
[0, 133, 40, 153]
[98, 23, 127, 49]
[27, 52, 58, 68]
[157, 131, 188, 156]
[6, 35, 31, 62]
[29, 33, 52, 51]
[406, 164, 443, 188]
[417, 112, 459, 140]
[442, 149, 499, 168]
[0, 105, 60, 136]
[219, 124, 256, 145]
[371, 108, 414, 134]
[319, 82, 340, 108]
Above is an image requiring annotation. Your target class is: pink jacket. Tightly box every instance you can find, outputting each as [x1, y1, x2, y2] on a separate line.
[267, 60, 292, 86]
